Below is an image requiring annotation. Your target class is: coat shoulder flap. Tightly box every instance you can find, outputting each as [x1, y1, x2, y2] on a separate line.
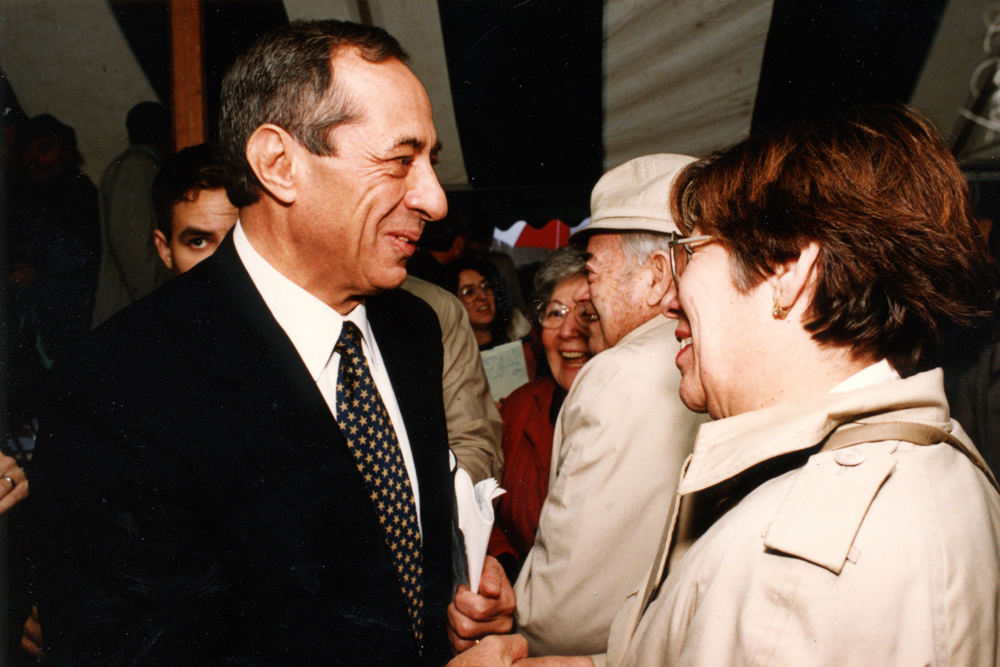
[763, 444, 897, 574]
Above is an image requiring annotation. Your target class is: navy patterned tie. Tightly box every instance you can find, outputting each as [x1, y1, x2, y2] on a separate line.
[334, 321, 424, 646]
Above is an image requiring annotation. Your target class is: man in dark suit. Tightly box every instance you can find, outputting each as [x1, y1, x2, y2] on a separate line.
[33, 20, 516, 666]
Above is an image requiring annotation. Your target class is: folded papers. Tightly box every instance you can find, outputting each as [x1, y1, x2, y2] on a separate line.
[454, 468, 506, 593]
[480, 341, 529, 400]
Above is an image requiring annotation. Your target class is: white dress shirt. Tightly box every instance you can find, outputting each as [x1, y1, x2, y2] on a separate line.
[233, 222, 422, 530]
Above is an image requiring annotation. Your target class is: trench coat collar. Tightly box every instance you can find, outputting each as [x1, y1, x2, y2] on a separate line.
[679, 367, 954, 495]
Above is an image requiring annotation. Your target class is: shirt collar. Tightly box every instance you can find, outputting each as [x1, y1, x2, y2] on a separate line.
[679, 365, 950, 495]
[829, 358, 900, 393]
[233, 221, 376, 380]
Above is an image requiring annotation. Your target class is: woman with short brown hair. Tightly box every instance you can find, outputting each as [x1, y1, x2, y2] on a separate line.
[619, 103, 1000, 666]
[671, 103, 994, 376]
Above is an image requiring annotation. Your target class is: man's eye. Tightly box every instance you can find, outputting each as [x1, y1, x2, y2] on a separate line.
[188, 238, 208, 249]
[396, 156, 414, 167]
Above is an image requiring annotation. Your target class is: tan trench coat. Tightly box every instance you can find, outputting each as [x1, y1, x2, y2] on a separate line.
[601, 366, 1000, 666]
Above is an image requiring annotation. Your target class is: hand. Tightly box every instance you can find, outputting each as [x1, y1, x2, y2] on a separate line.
[446, 634, 528, 667]
[0, 453, 28, 515]
[448, 555, 516, 651]
[21, 606, 44, 660]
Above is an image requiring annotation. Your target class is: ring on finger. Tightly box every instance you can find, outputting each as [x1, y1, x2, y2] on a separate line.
[1, 476, 14, 491]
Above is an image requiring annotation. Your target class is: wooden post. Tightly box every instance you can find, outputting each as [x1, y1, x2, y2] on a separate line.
[356, 0, 373, 26]
[170, 0, 206, 150]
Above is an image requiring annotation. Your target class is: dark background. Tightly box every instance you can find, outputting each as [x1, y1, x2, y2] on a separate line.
[103, 0, 951, 233]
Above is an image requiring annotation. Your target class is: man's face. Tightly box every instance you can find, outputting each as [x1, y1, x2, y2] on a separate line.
[289, 50, 447, 306]
[153, 188, 239, 275]
[573, 233, 651, 348]
[23, 137, 73, 185]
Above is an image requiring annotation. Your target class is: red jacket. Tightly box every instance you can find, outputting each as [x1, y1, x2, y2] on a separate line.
[489, 377, 560, 562]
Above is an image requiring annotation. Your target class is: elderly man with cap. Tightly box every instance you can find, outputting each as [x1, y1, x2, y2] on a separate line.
[510, 154, 704, 658]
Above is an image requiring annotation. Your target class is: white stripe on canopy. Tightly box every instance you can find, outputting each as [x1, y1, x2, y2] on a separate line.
[603, 0, 772, 169]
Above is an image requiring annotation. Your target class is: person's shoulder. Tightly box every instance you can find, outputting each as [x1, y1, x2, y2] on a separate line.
[760, 438, 1000, 577]
[69, 266, 211, 376]
[67, 170, 98, 198]
[109, 145, 157, 168]
[399, 276, 464, 327]
[102, 146, 159, 185]
[504, 377, 557, 410]
[578, 317, 677, 380]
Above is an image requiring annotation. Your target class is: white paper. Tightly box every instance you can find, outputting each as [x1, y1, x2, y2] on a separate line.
[454, 468, 506, 594]
[480, 341, 529, 400]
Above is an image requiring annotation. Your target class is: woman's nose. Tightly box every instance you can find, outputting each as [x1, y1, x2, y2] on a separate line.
[660, 287, 681, 319]
[560, 310, 585, 338]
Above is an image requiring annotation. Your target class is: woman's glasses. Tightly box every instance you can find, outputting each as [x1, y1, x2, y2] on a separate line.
[537, 301, 599, 330]
[457, 281, 493, 302]
[668, 234, 714, 284]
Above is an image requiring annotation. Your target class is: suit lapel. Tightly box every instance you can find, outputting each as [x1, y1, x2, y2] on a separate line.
[203, 236, 343, 471]
[367, 290, 454, 643]
[198, 237, 397, 582]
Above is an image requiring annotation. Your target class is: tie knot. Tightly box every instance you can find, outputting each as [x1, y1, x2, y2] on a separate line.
[335, 321, 363, 356]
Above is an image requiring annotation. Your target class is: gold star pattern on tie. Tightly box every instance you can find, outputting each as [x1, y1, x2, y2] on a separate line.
[334, 321, 425, 646]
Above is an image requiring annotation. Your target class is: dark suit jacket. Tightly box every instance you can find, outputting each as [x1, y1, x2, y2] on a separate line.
[33, 235, 455, 666]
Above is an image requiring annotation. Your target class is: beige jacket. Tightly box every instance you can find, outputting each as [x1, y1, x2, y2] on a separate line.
[401, 276, 503, 483]
[604, 365, 1000, 667]
[515, 315, 703, 656]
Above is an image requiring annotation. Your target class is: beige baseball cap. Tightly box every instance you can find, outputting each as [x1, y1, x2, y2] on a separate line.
[571, 153, 697, 242]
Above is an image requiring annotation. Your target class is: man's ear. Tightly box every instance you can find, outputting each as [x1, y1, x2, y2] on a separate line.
[643, 250, 673, 308]
[245, 124, 299, 205]
[152, 229, 174, 272]
[766, 241, 821, 316]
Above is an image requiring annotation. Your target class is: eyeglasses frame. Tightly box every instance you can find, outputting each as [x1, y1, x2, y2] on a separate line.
[668, 234, 714, 285]
[457, 280, 494, 302]
[535, 300, 599, 330]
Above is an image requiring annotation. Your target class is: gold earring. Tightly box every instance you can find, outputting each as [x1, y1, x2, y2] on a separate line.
[772, 291, 791, 319]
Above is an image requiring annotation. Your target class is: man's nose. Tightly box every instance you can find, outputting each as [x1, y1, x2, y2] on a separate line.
[572, 279, 590, 304]
[406, 161, 448, 222]
[560, 309, 585, 338]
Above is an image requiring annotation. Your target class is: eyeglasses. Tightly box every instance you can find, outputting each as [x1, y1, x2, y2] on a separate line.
[457, 280, 493, 302]
[537, 300, 599, 329]
[668, 234, 714, 285]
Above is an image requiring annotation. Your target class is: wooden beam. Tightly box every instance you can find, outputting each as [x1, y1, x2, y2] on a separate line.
[170, 0, 205, 150]
[356, 0, 373, 26]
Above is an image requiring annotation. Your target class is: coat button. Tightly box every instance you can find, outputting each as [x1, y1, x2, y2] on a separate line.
[835, 450, 865, 467]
